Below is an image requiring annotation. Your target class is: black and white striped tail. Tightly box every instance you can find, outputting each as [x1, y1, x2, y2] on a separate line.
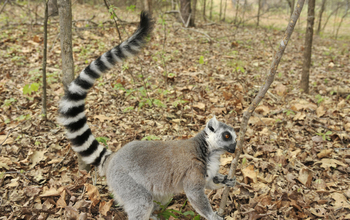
[58, 11, 154, 175]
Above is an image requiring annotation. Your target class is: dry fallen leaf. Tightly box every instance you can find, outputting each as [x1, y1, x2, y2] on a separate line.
[84, 183, 101, 207]
[317, 149, 332, 159]
[99, 199, 113, 216]
[290, 99, 317, 111]
[298, 168, 313, 187]
[242, 164, 258, 184]
[29, 150, 47, 169]
[255, 105, 269, 116]
[315, 158, 348, 169]
[275, 83, 287, 96]
[330, 192, 350, 209]
[193, 102, 206, 111]
[316, 106, 326, 117]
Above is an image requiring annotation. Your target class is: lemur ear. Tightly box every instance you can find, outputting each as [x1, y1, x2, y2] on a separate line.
[206, 116, 219, 132]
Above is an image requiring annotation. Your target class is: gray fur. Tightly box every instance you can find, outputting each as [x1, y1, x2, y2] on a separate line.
[102, 116, 237, 220]
[58, 12, 237, 220]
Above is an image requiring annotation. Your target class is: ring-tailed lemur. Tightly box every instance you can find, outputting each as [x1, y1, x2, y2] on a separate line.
[58, 11, 237, 220]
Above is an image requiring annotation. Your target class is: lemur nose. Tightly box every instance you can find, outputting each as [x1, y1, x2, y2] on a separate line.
[229, 142, 237, 151]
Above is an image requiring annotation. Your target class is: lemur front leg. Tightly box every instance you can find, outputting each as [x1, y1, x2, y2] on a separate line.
[184, 168, 223, 220]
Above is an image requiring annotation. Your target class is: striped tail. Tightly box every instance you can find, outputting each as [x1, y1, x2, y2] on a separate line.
[58, 11, 154, 175]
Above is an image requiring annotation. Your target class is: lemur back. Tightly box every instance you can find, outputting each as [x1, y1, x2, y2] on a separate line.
[58, 12, 237, 220]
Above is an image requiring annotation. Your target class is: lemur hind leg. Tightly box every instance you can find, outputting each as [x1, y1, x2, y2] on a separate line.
[108, 172, 154, 220]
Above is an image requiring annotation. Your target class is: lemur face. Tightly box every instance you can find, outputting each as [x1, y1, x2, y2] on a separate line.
[205, 116, 237, 153]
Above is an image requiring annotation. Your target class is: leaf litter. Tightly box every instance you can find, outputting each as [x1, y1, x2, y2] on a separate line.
[0, 4, 350, 220]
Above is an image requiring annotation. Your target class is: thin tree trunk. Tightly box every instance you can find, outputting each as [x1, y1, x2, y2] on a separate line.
[335, 7, 349, 39]
[242, 0, 247, 26]
[316, 0, 326, 35]
[219, 0, 222, 20]
[42, 0, 48, 120]
[257, 0, 261, 26]
[234, 0, 239, 24]
[0, 0, 9, 15]
[190, 0, 197, 27]
[322, 3, 342, 32]
[285, 0, 294, 17]
[144, 0, 152, 16]
[300, 0, 315, 94]
[180, 0, 192, 27]
[332, 2, 340, 37]
[223, 0, 227, 21]
[217, 0, 305, 216]
[58, 0, 90, 171]
[58, 0, 74, 90]
[203, 0, 206, 20]
[210, 0, 213, 19]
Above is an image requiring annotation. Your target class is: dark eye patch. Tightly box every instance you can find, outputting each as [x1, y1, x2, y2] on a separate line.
[222, 131, 232, 141]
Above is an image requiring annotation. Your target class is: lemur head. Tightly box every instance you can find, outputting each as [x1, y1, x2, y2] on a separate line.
[205, 116, 237, 153]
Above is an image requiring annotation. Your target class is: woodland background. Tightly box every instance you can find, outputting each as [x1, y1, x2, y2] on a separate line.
[0, 0, 350, 219]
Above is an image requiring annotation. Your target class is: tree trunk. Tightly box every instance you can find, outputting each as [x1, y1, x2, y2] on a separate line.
[210, 0, 213, 19]
[180, 0, 193, 27]
[48, 0, 58, 17]
[144, 0, 152, 16]
[316, 0, 326, 35]
[223, 0, 227, 21]
[335, 7, 349, 39]
[285, 0, 295, 17]
[300, 0, 315, 94]
[219, 0, 222, 20]
[203, 0, 206, 20]
[58, 0, 90, 171]
[58, 0, 74, 90]
[190, 0, 197, 27]
[42, 0, 48, 120]
[257, 0, 261, 26]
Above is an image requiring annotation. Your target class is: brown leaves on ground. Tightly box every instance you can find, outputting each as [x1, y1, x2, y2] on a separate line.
[1, 4, 350, 220]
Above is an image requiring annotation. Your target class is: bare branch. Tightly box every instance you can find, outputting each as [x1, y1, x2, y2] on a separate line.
[217, 0, 306, 216]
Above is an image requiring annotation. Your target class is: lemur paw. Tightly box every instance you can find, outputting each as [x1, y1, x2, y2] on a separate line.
[214, 212, 224, 220]
[224, 176, 236, 187]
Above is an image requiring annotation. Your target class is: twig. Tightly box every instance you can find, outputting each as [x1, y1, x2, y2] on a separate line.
[102, 0, 122, 41]
[181, 27, 213, 42]
[0, 0, 9, 15]
[217, 0, 305, 216]
[0, 122, 23, 147]
[54, 147, 71, 168]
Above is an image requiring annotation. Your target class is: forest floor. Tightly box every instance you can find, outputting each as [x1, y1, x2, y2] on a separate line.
[1, 4, 350, 220]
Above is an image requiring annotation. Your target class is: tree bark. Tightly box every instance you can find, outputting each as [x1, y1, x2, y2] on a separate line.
[180, 0, 194, 27]
[209, 0, 213, 19]
[48, 0, 58, 17]
[58, 0, 90, 171]
[190, 0, 197, 27]
[223, 0, 228, 21]
[300, 0, 315, 94]
[285, 0, 295, 17]
[58, 0, 74, 90]
[203, 0, 206, 20]
[316, 0, 326, 35]
[217, 0, 305, 216]
[144, 0, 152, 16]
[257, 0, 261, 26]
[42, 0, 48, 120]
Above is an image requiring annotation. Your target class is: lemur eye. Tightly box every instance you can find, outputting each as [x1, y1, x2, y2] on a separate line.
[222, 132, 232, 141]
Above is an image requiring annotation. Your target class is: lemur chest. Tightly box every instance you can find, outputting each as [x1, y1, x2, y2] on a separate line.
[206, 152, 221, 180]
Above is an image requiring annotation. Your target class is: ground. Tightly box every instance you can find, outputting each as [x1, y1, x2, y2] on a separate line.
[0, 3, 350, 220]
